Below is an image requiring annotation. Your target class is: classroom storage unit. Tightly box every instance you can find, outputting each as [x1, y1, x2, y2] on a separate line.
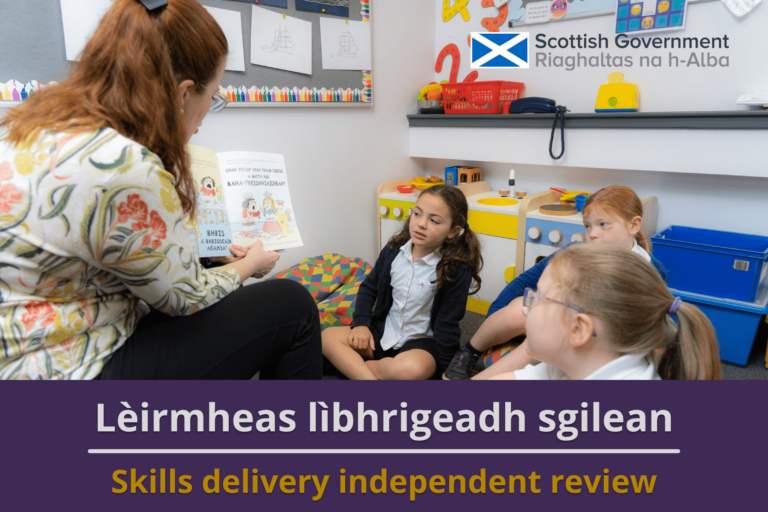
[652, 226, 768, 303]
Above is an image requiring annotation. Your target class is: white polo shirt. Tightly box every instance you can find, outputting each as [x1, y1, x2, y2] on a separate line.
[514, 353, 661, 380]
[380, 240, 440, 351]
[631, 241, 651, 262]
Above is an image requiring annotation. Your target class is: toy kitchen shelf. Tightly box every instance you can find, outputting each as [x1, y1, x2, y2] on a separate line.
[407, 110, 768, 178]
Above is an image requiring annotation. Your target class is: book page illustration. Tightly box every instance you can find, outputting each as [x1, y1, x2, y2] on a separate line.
[216, 152, 304, 252]
[187, 145, 233, 258]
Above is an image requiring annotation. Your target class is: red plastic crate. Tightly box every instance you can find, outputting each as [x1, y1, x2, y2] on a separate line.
[440, 81, 525, 114]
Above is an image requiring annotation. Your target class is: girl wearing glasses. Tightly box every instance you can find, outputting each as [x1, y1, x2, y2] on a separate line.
[444, 185, 668, 380]
[0, 0, 321, 380]
[491, 243, 721, 380]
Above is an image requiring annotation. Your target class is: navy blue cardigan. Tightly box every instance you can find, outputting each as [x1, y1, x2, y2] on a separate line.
[486, 249, 669, 317]
[351, 245, 472, 369]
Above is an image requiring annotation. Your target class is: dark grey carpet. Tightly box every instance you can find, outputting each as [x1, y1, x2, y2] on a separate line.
[322, 311, 768, 380]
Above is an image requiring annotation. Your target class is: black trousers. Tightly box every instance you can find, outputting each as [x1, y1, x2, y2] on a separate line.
[98, 279, 322, 379]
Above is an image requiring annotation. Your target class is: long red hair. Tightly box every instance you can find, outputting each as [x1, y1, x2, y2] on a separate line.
[0, 0, 227, 217]
[582, 185, 649, 251]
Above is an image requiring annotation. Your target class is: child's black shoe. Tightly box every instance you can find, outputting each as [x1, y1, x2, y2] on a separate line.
[442, 345, 479, 380]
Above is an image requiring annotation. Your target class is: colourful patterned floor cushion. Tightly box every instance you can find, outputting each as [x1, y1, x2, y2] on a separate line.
[482, 340, 520, 368]
[269, 254, 372, 330]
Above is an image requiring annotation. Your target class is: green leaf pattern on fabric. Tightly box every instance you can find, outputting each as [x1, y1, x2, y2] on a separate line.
[0, 128, 239, 380]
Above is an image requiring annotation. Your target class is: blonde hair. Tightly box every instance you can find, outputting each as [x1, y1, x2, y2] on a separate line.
[582, 185, 648, 251]
[549, 244, 722, 380]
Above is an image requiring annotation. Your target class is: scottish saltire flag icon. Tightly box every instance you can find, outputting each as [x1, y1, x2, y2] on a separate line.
[470, 32, 529, 69]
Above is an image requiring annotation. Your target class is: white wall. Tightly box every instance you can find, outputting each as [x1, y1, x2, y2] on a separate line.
[434, 0, 768, 112]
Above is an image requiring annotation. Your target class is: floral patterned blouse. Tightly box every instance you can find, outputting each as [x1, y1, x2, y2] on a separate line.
[0, 127, 240, 379]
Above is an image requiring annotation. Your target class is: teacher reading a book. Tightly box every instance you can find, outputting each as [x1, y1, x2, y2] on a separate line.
[0, 0, 321, 379]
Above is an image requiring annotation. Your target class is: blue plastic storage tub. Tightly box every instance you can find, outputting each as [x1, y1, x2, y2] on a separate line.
[670, 288, 768, 366]
[652, 226, 768, 302]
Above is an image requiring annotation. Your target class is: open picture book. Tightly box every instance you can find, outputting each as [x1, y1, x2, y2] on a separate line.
[186, 145, 304, 257]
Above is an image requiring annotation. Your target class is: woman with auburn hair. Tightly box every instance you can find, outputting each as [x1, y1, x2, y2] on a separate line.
[0, 0, 321, 380]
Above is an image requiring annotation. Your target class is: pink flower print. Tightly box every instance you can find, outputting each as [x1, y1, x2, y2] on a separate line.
[0, 161, 13, 181]
[141, 210, 167, 251]
[117, 194, 149, 231]
[0, 182, 23, 214]
[21, 301, 57, 332]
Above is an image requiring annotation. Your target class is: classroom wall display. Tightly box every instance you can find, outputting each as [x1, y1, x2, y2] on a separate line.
[507, 0, 713, 26]
[320, 18, 373, 70]
[0, 0, 373, 107]
[296, 0, 350, 18]
[251, 6, 313, 74]
[59, 0, 112, 61]
[229, 0, 288, 7]
[615, 0, 687, 34]
[205, 6, 247, 71]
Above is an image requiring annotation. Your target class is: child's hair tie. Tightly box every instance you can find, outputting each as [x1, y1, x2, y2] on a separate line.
[668, 297, 682, 315]
[464, 223, 469, 230]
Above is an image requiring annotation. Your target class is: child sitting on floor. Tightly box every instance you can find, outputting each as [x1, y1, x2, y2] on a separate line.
[322, 185, 483, 380]
[443, 185, 668, 380]
[490, 243, 721, 380]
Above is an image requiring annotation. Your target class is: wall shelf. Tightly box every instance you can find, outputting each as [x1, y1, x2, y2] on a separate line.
[408, 110, 768, 178]
[407, 110, 768, 130]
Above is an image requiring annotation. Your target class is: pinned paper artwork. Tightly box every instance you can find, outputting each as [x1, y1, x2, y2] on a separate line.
[320, 18, 372, 70]
[60, 0, 113, 61]
[296, 0, 350, 18]
[204, 7, 246, 72]
[721, 0, 761, 16]
[251, 6, 312, 74]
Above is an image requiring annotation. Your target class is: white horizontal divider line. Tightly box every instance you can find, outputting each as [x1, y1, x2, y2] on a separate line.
[89, 449, 680, 455]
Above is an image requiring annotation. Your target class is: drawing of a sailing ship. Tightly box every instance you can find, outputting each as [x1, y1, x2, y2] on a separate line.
[338, 30, 357, 58]
[262, 25, 296, 54]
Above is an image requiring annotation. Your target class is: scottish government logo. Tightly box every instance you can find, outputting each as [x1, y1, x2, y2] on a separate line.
[470, 32, 529, 69]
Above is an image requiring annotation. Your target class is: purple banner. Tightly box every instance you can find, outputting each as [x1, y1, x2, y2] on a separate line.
[3, 381, 766, 510]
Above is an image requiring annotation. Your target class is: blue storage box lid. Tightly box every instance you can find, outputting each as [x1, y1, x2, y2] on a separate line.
[651, 226, 768, 258]
[668, 287, 768, 314]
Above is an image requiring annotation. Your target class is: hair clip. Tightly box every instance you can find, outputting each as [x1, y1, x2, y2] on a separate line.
[668, 297, 682, 315]
[138, 0, 168, 12]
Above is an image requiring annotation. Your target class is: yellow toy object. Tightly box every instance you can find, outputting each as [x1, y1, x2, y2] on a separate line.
[595, 72, 639, 112]
[558, 190, 591, 202]
[412, 176, 446, 189]
[418, 83, 442, 100]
